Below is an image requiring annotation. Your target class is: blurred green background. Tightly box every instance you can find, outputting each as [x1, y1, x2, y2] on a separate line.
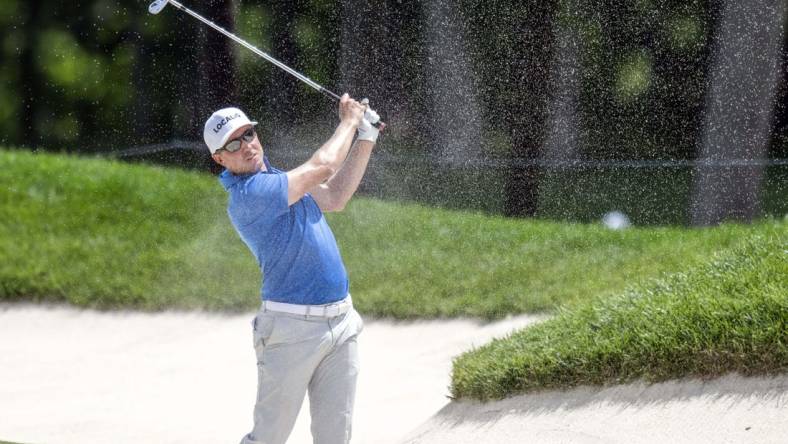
[0, 0, 786, 224]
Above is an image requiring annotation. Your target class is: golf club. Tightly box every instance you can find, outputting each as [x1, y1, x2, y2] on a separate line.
[148, 0, 385, 130]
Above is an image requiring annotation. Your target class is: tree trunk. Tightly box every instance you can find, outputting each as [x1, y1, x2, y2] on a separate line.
[133, 27, 155, 146]
[339, 0, 417, 128]
[542, 21, 582, 163]
[503, 1, 559, 217]
[690, 0, 787, 225]
[19, 0, 41, 147]
[423, 0, 483, 164]
[268, 0, 299, 134]
[196, 0, 237, 124]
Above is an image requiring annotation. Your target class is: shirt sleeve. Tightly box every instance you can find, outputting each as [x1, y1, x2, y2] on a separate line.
[235, 172, 289, 225]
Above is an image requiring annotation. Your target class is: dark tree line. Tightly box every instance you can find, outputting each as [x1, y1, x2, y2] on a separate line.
[1, 0, 786, 224]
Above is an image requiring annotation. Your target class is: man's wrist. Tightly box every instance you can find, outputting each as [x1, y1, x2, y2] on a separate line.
[354, 139, 375, 150]
[338, 120, 358, 132]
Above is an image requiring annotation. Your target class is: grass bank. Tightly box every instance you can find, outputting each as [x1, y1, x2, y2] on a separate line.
[450, 229, 787, 400]
[0, 148, 781, 318]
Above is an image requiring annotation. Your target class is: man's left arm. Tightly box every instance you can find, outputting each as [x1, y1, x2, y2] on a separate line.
[311, 138, 375, 212]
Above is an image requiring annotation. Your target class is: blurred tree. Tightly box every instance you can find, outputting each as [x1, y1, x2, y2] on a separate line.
[458, 0, 558, 217]
[423, 0, 483, 164]
[339, 0, 422, 142]
[577, 0, 713, 161]
[690, 0, 787, 225]
[541, 2, 583, 163]
[2, 0, 784, 222]
[0, 0, 22, 145]
[768, 28, 788, 160]
[133, 17, 157, 145]
[195, 0, 237, 127]
[503, 1, 559, 217]
[266, 0, 299, 134]
[19, 0, 41, 147]
[292, 0, 341, 124]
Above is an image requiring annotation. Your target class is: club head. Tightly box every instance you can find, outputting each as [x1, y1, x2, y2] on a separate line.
[148, 0, 170, 14]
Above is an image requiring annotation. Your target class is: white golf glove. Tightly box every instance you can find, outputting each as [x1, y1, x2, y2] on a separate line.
[357, 99, 380, 143]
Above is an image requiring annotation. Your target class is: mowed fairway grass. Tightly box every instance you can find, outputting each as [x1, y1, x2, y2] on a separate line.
[0, 148, 783, 320]
[452, 231, 787, 400]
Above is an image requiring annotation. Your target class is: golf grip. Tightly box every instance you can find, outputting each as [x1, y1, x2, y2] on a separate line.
[318, 88, 387, 131]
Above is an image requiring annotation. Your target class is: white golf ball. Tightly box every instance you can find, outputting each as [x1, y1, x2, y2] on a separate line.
[602, 211, 631, 230]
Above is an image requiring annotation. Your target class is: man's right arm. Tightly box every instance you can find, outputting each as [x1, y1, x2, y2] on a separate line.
[285, 94, 364, 206]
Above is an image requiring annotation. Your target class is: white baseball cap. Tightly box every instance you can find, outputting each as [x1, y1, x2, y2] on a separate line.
[203, 107, 258, 154]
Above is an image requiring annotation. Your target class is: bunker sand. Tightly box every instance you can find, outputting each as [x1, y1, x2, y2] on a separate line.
[0, 304, 540, 444]
[3, 304, 785, 443]
[403, 373, 788, 443]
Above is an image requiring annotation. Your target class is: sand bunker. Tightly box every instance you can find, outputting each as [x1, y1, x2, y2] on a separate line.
[403, 374, 788, 443]
[3, 304, 785, 443]
[0, 304, 541, 444]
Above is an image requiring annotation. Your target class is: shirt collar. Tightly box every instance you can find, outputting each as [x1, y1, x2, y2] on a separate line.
[218, 155, 277, 190]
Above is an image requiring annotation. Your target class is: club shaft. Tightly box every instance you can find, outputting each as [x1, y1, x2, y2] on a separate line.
[167, 0, 341, 101]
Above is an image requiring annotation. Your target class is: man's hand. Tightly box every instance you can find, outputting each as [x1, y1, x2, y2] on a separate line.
[356, 99, 380, 143]
[338, 93, 365, 128]
[356, 118, 379, 143]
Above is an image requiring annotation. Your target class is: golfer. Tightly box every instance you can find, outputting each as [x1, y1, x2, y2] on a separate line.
[203, 94, 378, 444]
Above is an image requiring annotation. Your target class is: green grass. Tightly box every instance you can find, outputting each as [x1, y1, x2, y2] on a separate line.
[0, 148, 782, 319]
[450, 229, 788, 400]
[0, 148, 256, 311]
[334, 201, 780, 318]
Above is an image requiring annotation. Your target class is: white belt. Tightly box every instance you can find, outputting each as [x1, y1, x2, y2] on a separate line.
[262, 295, 352, 318]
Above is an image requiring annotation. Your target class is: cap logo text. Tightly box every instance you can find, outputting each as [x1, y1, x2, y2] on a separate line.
[213, 112, 242, 133]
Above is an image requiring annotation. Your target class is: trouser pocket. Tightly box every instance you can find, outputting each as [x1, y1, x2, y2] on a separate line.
[252, 313, 276, 360]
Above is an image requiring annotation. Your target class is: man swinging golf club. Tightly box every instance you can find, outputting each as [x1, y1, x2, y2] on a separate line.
[204, 94, 379, 444]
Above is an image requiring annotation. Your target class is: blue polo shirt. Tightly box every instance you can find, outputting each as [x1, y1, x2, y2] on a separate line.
[219, 159, 349, 305]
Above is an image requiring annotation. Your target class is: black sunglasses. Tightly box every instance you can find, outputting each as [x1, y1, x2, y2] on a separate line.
[219, 127, 256, 153]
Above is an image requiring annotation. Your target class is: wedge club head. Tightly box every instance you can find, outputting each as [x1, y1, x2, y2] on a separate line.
[148, 0, 169, 15]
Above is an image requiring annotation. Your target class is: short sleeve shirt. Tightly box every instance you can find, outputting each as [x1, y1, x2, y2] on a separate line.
[219, 161, 349, 305]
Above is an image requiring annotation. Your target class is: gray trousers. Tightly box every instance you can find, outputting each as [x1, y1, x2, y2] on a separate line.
[240, 306, 364, 444]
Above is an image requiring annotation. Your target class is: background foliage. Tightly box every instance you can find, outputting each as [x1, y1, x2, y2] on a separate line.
[1, 0, 786, 223]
